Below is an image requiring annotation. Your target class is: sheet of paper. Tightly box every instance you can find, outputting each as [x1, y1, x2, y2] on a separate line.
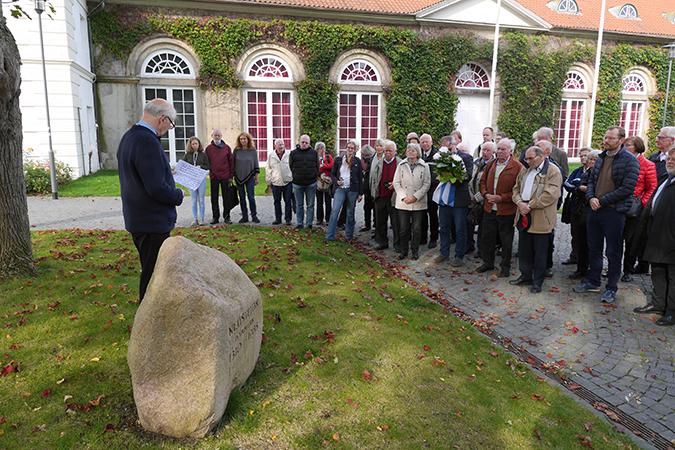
[173, 160, 208, 191]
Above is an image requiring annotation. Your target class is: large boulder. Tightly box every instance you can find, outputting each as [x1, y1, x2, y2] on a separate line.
[127, 236, 262, 438]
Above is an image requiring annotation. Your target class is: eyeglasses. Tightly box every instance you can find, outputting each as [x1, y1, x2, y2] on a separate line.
[524, 157, 535, 161]
[657, 135, 670, 140]
[165, 116, 175, 129]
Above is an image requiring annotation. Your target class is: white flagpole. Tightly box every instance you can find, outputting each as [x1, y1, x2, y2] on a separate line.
[488, 0, 502, 127]
[586, 0, 607, 147]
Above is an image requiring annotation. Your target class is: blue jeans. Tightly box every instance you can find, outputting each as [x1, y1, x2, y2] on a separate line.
[439, 205, 468, 258]
[237, 177, 257, 220]
[190, 177, 207, 222]
[586, 208, 626, 291]
[272, 183, 293, 223]
[326, 188, 358, 240]
[293, 182, 317, 227]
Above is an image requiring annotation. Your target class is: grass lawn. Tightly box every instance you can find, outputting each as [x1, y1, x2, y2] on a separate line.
[59, 169, 269, 197]
[0, 227, 636, 449]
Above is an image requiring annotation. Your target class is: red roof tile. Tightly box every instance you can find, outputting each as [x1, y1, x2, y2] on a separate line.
[228, 0, 442, 15]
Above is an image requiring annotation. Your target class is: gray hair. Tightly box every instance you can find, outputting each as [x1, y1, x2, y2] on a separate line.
[509, 139, 517, 151]
[346, 139, 360, 151]
[481, 141, 496, 152]
[274, 138, 285, 147]
[420, 133, 433, 143]
[587, 149, 602, 159]
[661, 126, 675, 139]
[314, 141, 326, 152]
[406, 143, 422, 159]
[384, 140, 397, 152]
[361, 144, 375, 157]
[496, 138, 512, 151]
[375, 138, 386, 147]
[535, 139, 553, 155]
[537, 127, 554, 141]
[527, 146, 545, 157]
[144, 98, 175, 119]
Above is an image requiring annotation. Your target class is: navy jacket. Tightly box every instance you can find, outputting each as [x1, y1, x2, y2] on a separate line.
[331, 155, 363, 195]
[648, 152, 668, 186]
[117, 125, 184, 234]
[452, 152, 475, 208]
[586, 146, 639, 214]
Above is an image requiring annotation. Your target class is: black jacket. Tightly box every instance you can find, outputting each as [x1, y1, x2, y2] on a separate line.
[421, 146, 439, 184]
[289, 146, 319, 186]
[452, 152, 475, 208]
[642, 178, 675, 264]
[648, 152, 668, 186]
[331, 155, 363, 195]
[587, 147, 640, 214]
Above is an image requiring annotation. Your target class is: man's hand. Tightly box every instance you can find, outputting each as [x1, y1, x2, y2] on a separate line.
[403, 195, 417, 204]
[579, 185, 588, 193]
[485, 194, 500, 204]
[590, 197, 601, 211]
[518, 202, 530, 216]
[254, 174, 259, 185]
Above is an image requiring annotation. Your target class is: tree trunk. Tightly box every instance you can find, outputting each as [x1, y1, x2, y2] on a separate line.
[0, 16, 34, 277]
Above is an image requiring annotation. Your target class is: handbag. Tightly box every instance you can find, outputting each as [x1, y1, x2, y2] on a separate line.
[626, 196, 642, 218]
[560, 192, 573, 224]
[316, 173, 332, 192]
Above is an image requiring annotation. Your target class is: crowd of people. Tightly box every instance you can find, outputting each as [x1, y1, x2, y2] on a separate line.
[119, 99, 675, 327]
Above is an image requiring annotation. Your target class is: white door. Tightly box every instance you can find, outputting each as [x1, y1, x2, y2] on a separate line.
[455, 93, 490, 155]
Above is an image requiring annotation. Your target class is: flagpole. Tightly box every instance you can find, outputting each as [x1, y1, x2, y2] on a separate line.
[488, 0, 502, 127]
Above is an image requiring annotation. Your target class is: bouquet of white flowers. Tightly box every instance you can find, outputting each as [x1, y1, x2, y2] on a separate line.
[432, 147, 467, 184]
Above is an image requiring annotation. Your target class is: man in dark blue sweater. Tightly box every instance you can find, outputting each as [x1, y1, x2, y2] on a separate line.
[118, 98, 184, 301]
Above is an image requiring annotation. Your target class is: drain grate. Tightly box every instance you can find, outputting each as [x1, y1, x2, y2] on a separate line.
[355, 243, 674, 450]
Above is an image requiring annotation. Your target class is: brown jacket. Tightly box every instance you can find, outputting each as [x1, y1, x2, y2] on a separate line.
[479, 156, 523, 216]
[512, 159, 562, 234]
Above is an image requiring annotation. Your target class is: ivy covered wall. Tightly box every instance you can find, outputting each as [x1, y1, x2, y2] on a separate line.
[91, 6, 674, 154]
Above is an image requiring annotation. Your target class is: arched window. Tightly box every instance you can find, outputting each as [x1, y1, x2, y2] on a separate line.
[618, 4, 638, 19]
[620, 72, 648, 138]
[455, 63, 490, 90]
[142, 50, 194, 78]
[557, 0, 579, 13]
[140, 48, 197, 164]
[555, 70, 589, 157]
[336, 59, 383, 152]
[243, 54, 296, 161]
[246, 55, 292, 81]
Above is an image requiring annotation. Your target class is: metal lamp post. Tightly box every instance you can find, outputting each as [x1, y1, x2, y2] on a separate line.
[663, 42, 675, 128]
[35, 0, 58, 199]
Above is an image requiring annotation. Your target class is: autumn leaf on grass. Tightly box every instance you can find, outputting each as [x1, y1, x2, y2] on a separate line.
[431, 357, 446, 367]
[1, 361, 20, 376]
[41, 389, 52, 398]
[377, 424, 390, 431]
[332, 432, 340, 442]
[530, 394, 545, 401]
[423, 344, 431, 352]
[362, 370, 373, 381]
[576, 434, 593, 448]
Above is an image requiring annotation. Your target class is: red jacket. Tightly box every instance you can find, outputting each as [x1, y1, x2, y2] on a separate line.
[205, 141, 234, 180]
[634, 154, 657, 206]
[319, 154, 334, 177]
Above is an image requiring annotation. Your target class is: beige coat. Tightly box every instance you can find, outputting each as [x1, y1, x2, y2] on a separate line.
[393, 159, 431, 211]
[265, 150, 293, 186]
[512, 159, 562, 234]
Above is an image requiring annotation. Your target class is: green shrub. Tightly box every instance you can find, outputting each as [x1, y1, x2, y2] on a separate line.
[23, 160, 73, 194]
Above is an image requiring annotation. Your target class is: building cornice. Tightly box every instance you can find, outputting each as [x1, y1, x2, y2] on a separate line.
[22, 59, 96, 82]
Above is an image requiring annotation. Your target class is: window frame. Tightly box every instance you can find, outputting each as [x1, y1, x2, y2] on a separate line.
[619, 100, 645, 139]
[245, 55, 294, 82]
[555, 98, 586, 158]
[618, 4, 638, 19]
[243, 88, 295, 162]
[557, 0, 579, 14]
[455, 63, 491, 91]
[141, 50, 195, 80]
[338, 59, 381, 86]
[335, 92, 382, 154]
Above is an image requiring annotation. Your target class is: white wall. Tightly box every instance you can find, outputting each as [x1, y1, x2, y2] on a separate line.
[3, 0, 99, 179]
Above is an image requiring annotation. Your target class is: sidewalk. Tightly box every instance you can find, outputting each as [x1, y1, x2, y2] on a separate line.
[27, 195, 674, 447]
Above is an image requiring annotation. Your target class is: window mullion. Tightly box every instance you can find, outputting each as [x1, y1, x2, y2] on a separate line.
[356, 94, 363, 146]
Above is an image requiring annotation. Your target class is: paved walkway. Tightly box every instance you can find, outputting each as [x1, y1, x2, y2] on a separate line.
[28, 196, 674, 447]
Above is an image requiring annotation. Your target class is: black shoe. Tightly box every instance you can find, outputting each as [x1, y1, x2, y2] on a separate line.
[285, 222, 292, 226]
[448, 238, 456, 245]
[509, 276, 532, 286]
[252, 217, 260, 224]
[394, 246, 401, 253]
[223, 217, 232, 224]
[272, 220, 281, 225]
[498, 269, 510, 278]
[496, 248, 502, 256]
[655, 314, 674, 326]
[411, 253, 419, 260]
[621, 273, 633, 283]
[239, 218, 249, 224]
[633, 263, 649, 274]
[428, 240, 437, 249]
[568, 271, 586, 280]
[633, 304, 665, 314]
[562, 258, 577, 265]
[307, 225, 313, 230]
[601, 271, 608, 278]
[545, 268, 553, 278]
[530, 286, 542, 293]
[210, 219, 219, 225]
[466, 246, 475, 254]
[476, 264, 495, 273]
[398, 252, 408, 260]
[296, 225, 304, 230]
[375, 244, 389, 250]
[359, 226, 370, 232]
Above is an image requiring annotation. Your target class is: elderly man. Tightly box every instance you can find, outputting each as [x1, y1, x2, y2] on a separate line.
[266, 138, 294, 225]
[650, 126, 675, 185]
[574, 126, 639, 303]
[635, 147, 675, 326]
[511, 146, 562, 293]
[477, 138, 523, 277]
[289, 134, 319, 229]
[370, 140, 401, 251]
[534, 126, 569, 176]
[419, 133, 439, 249]
[205, 128, 234, 224]
[468, 141, 496, 256]
[118, 98, 184, 301]
[474, 127, 494, 158]
[536, 139, 566, 277]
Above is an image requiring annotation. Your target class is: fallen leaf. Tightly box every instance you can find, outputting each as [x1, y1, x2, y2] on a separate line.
[362, 370, 373, 381]
[534, 429, 542, 440]
[530, 394, 545, 401]
[89, 357, 100, 362]
[41, 389, 51, 398]
[377, 424, 390, 431]
[423, 345, 431, 352]
[576, 434, 593, 448]
[332, 432, 340, 441]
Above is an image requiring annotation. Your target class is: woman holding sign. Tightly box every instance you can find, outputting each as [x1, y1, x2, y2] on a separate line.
[183, 137, 210, 226]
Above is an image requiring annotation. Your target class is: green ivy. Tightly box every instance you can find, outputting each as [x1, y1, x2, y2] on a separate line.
[90, 7, 673, 154]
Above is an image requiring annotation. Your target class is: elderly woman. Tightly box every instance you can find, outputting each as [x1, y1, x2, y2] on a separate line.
[315, 141, 334, 225]
[568, 149, 600, 279]
[393, 143, 431, 260]
[325, 140, 363, 241]
[622, 136, 657, 282]
[360, 144, 375, 232]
